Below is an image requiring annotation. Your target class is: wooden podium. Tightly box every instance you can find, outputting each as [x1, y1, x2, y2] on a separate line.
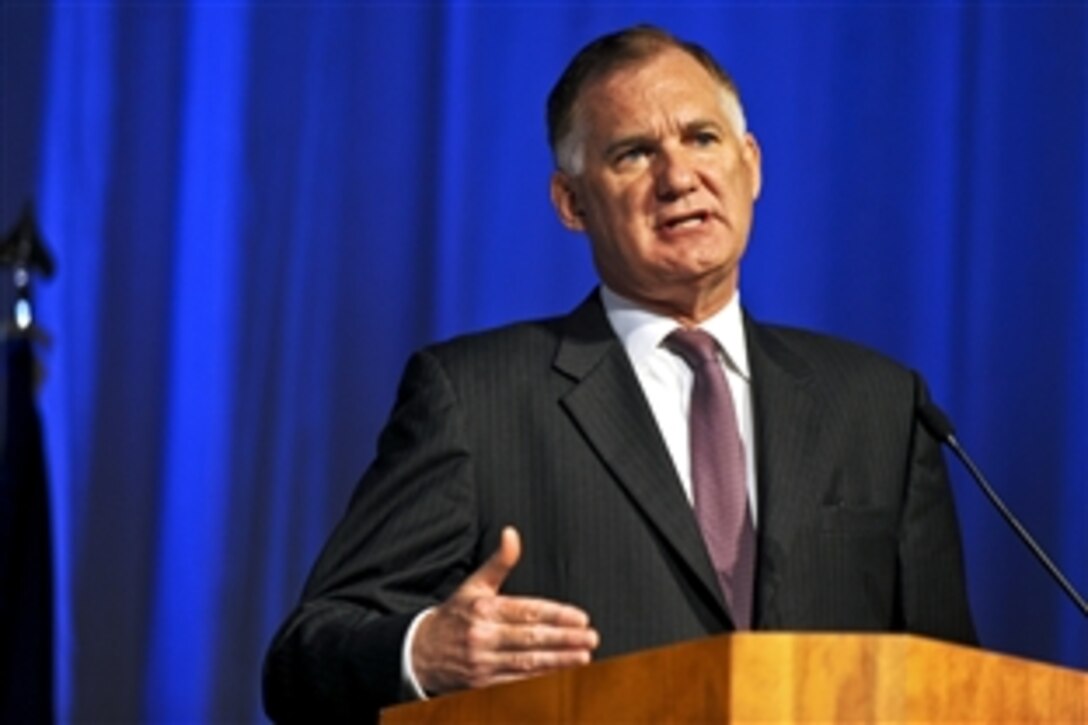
[382, 633, 1088, 722]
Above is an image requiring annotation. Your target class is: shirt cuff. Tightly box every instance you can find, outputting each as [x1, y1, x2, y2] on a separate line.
[400, 607, 435, 700]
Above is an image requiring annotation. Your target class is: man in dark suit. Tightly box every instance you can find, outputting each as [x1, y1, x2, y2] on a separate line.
[263, 25, 976, 722]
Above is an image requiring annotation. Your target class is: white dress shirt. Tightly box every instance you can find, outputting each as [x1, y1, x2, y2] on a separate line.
[599, 285, 758, 518]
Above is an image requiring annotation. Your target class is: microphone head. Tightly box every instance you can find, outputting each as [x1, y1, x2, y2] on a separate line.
[918, 401, 956, 442]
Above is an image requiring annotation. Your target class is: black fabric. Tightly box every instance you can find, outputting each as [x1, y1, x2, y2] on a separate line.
[0, 338, 54, 724]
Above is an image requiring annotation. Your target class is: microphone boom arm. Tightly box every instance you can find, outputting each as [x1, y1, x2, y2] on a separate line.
[919, 402, 1088, 618]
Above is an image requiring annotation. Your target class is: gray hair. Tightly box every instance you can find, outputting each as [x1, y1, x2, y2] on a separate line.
[547, 25, 748, 175]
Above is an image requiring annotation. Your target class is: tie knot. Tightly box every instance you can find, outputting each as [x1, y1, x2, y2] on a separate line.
[665, 328, 719, 369]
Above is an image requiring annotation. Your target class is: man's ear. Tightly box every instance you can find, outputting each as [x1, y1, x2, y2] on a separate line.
[550, 171, 585, 231]
[742, 132, 763, 201]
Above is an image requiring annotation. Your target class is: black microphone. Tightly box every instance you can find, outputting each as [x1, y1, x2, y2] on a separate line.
[918, 401, 1088, 617]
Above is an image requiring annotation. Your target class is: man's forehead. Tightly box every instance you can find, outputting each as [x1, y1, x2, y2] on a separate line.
[579, 60, 732, 134]
[588, 48, 719, 96]
[580, 53, 725, 114]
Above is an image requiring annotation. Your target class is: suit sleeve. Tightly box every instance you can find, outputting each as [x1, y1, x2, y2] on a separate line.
[898, 374, 978, 645]
[262, 349, 479, 723]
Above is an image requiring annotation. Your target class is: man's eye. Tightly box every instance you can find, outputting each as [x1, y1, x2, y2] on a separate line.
[693, 131, 720, 146]
[616, 146, 650, 164]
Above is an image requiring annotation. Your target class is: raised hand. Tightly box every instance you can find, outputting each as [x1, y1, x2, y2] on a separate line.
[412, 526, 600, 694]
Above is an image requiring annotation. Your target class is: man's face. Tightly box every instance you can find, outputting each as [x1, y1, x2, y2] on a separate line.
[551, 48, 762, 318]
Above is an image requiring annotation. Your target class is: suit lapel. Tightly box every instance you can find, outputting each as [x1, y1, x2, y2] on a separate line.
[553, 293, 730, 624]
[745, 317, 826, 624]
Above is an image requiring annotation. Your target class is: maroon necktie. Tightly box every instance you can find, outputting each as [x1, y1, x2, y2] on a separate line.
[665, 328, 756, 629]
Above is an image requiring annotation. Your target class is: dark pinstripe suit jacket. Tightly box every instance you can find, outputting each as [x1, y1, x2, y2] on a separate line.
[262, 291, 976, 722]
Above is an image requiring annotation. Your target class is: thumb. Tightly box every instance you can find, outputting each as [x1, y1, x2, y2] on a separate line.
[462, 526, 521, 595]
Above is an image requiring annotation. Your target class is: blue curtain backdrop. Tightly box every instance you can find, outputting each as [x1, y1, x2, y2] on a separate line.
[2, 2, 1085, 721]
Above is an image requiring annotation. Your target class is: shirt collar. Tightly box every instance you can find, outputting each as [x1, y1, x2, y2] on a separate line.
[600, 284, 751, 380]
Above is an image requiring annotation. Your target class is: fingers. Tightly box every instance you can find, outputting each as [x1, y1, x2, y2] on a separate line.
[471, 593, 591, 628]
[468, 647, 596, 682]
[488, 617, 600, 653]
[428, 614, 598, 691]
[412, 526, 601, 694]
[413, 596, 599, 695]
[448, 598, 599, 689]
[462, 526, 521, 595]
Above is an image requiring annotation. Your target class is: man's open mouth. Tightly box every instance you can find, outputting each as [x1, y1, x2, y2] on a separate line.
[660, 211, 710, 230]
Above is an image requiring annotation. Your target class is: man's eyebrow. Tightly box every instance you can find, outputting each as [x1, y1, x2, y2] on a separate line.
[600, 119, 730, 160]
[602, 134, 656, 159]
[682, 119, 726, 134]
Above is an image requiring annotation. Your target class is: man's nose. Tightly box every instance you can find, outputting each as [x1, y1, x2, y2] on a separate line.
[654, 147, 698, 200]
